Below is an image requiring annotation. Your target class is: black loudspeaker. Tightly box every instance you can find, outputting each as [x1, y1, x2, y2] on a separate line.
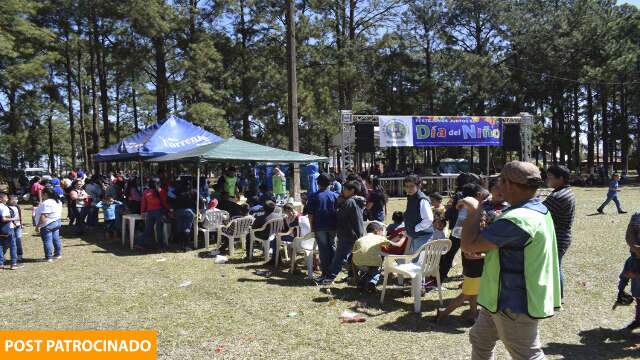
[503, 124, 521, 151]
[355, 123, 375, 153]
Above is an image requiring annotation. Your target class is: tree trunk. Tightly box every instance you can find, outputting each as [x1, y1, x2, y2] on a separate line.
[586, 85, 594, 170]
[600, 86, 609, 177]
[8, 88, 18, 169]
[89, 10, 99, 173]
[96, 31, 110, 147]
[153, 35, 168, 122]
[239, 0, 252, 139]
[132, 79, 139, 130]
[64, 35, 76, 169]
[76, 37, 89, 169]
[286, 0, 300, 199]
[620, 84, 629, 173]
[551, 95, 558, 164]
[573, 87, 580, 172]
[115, 81, 121, 142]
[47, 107, 55, 174]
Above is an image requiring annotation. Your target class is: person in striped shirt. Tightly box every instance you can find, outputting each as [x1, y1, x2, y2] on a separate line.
[543, 165, 576, 299]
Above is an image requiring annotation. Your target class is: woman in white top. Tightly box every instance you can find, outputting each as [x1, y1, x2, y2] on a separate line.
[36, 188, 63, 261]
[69, 179, 88, 234]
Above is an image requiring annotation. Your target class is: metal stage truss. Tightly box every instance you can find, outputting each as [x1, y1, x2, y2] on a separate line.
[339, 111, 534, 174]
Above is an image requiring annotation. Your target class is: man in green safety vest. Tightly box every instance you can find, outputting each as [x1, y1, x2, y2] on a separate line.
[222, 166, 239, 199]
[459, 161, 561, 360]
[272, 166, 288, 203]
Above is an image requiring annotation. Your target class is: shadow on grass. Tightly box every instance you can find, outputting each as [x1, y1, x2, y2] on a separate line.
[544, 327, 640, 359]
[237, 276, 313, 288]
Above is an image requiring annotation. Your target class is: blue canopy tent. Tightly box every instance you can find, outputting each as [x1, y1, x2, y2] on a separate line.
[95, 115, 222, 162]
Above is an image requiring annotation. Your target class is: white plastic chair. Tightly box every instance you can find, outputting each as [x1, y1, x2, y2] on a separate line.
[249, 217, 285, 261]
[289, 232, 317, 279]
[275, 215, 312, 267]
[379, 239, 452, 313]
[198, 209, 229, 249]
[217, 216, 254, 255]
[274, 226, 297, 268]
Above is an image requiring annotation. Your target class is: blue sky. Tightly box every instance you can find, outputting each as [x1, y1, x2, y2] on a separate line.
[619, 0, 640, 6]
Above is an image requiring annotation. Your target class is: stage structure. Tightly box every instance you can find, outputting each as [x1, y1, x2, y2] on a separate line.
[339, 111, 534, 175]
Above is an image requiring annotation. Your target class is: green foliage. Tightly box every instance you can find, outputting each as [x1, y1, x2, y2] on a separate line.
[186, 102, 231, 138]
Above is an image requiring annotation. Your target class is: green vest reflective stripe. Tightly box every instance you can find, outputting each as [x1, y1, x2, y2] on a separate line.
[223, 175, 237, 197]
[478, 206, 561, 319]
[272, 175, 287, 195]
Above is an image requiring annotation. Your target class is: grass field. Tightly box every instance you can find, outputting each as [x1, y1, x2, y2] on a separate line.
[3, 187, 640, 359]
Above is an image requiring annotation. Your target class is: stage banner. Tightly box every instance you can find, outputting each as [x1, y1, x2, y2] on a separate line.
[379, 116, 414, 147]
[379, 116, 503, 147]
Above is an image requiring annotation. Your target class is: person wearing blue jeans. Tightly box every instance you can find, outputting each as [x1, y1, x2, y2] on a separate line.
[321, 181, 365, 285]
[40, 220, 62, 260]
[139, 209, 165, 248]
[0, 191, 18, 268]
[36, 189, 63, 261]
[304, 173, 338, 282]
[402, 175, 434, 260]
[597, 174, 627, 214]
[315, 231, 336, 277]
[137, 179, 169, 249]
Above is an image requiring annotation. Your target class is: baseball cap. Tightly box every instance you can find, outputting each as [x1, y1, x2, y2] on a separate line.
[501, 161, 543, 188]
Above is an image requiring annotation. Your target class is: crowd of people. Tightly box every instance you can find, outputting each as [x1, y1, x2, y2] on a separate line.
[2, 159, 640, 360]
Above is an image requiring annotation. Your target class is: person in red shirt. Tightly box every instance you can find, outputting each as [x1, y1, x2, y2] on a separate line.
[138, 178, 169, 250]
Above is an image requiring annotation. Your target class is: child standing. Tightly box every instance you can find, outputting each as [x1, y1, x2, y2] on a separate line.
[430, 193, 447, 240]
[8, 196, 23, 262]
[597, 173, 627, 214]
[96, 195, 123, 239]
[436, 184, 489, 324]
[613, 213, 640, 332]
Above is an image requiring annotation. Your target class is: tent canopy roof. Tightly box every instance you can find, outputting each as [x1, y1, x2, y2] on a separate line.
[95, 116, 222, 162]
[149, 138, 328, 164]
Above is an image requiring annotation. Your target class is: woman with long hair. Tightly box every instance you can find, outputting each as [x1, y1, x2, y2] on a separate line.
[125, 177, 141, 214]
[36, 188, 63, 261]
[138, 178, 169, 249]
[68, 179, 88, 234]
[366, 177, 388, 222]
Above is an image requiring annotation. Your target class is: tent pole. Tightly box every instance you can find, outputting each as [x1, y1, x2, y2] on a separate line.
[194, 163, 200, 247]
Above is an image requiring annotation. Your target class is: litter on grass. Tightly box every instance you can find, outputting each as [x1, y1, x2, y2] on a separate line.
[214, 255, 228, 264]
[287, 312, 299, 318]
[339, 309, 366, 323]
[156, 257, 167, 262]
[178, 281, 192, 288]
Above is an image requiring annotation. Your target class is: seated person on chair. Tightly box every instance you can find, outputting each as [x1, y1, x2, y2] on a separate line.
[268, 203, 311, 263]
[249, 201, 280, 261]
[217, 192, 242, 218]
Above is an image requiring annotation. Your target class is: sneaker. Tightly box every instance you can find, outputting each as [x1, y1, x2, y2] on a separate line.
[613, 291, 634, 309]
[46, 258, 54, 263]
[53, 255, 61, 260]
[315, 277, 334, 286]
[312, 275, 326, 284]
[8, 264, 22, 270]
[17, 255, 23, 262]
